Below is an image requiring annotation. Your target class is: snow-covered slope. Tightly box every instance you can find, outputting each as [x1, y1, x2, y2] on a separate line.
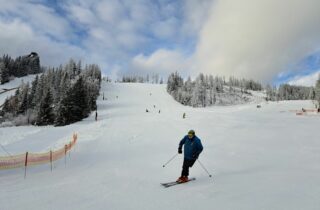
[0, 75, 38, 106]
[0, 82, 320, 210]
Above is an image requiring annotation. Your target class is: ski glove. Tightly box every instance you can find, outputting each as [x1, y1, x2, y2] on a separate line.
[178, 148, 182, 154]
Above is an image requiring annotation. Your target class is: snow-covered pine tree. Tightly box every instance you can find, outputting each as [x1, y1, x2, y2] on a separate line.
[167, 72, 183, 95]
[32, 74, 45, 113]
[0, 61, 10, 84]
[17, 83, 29, 115]
[315, 75, 320, 106]
[54, 94, 69, 126]
[36, 88, 54, 125]
[191, 73, 206, 107]
[55, 76, 89, 126]
[72, 76, 90, 119]
[54, 72, 71, 126]
[28, 75, 39, 110]
[1, 58, 101, 126]
[308, 87, 315, 100]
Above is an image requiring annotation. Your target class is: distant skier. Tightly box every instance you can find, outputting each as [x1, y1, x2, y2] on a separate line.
[183, 113, 186, 119]
[177, 130, 203, 183]
[146, 109, 149, 113]
[95, 110, 98, 121]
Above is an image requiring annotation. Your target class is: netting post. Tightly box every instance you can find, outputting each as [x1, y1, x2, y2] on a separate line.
[50, 150, 53, 172]
[64, 144, 67, 167]
[73, 133, 76, 152]
[24, 152, 28, 179]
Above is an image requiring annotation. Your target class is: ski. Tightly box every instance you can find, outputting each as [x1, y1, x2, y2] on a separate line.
[161, 177, 196, 188]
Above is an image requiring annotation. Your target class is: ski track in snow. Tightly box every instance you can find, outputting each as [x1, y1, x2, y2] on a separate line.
[0, 81, 320, 210]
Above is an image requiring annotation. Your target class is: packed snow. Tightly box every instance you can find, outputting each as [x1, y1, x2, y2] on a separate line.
[0, 81, 320, 210]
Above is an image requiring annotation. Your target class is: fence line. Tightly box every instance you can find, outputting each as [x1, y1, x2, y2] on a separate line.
[0, 133, 77, 171]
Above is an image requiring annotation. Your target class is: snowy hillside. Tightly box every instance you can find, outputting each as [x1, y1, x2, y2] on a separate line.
[0, 75, 37, 106]
[1, 81, 320, 210]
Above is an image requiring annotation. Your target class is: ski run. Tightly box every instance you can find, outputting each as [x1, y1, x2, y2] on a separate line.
[1, 80, 320, 210]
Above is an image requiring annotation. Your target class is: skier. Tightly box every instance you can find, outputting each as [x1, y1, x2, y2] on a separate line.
[177, 130, 203, 183]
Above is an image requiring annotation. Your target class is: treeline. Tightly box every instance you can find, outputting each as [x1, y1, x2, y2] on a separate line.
[120, 74, 164, 84]
[0, 52, 42, 84]
[167, 72, 262, 107]
[1, 59, 101, 126]
[266, 77, 320, 104]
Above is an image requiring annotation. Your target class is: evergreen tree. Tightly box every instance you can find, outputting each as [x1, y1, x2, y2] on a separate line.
[0, 61, 10, 84]
[17, 84, 29, 115]
[36, 89, 54, 125]
[308, 87, 316, 100]
[54, 93, 70, 126]
[315, 75, 320, 105]
[28, 75, 39, 109]
[55, 76, 89, 126]
[71, 76, 89, 119]
[1, 58, 101, 126]
[192, 74, 206, 107]
[32, 74, 45, 112]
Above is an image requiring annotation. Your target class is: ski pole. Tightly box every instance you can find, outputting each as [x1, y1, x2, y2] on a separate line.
[197, 159, 212, 177]
[162, 153, 179, 167]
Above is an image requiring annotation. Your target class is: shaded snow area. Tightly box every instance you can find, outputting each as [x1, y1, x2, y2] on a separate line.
[1, 82, 320, 210]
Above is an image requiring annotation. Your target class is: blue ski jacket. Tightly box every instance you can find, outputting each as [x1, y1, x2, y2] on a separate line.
[179, 135, 203, 160]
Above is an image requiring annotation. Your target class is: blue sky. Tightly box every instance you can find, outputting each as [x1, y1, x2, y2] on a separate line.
[275, 51, 320, 86]
[0, 0, 320, 85]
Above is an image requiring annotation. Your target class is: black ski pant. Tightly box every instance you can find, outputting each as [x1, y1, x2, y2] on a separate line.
[181, 158, 196, 177]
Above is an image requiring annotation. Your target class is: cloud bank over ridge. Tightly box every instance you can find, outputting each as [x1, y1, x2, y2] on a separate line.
[194, 0, 320, 82]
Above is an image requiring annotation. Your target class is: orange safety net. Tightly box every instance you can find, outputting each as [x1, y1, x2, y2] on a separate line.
[0, 133, 77, 170]
[290, 109, 319, 113]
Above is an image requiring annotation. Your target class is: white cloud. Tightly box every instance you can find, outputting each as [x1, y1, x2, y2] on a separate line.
[288, 71, 320, 87]
[0, 1, 74, 40]
[182, 0, 212, 35]
[0, 0, 209, 78]
[151, 17, 179, 40]
[4, 0, 320, 84]
[131, 49, 190, 76]
[0, 19, 85, 67]
[67, 4, 97, 25]
[194, 0, 320, 82]
[96, 0, 125, 24]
